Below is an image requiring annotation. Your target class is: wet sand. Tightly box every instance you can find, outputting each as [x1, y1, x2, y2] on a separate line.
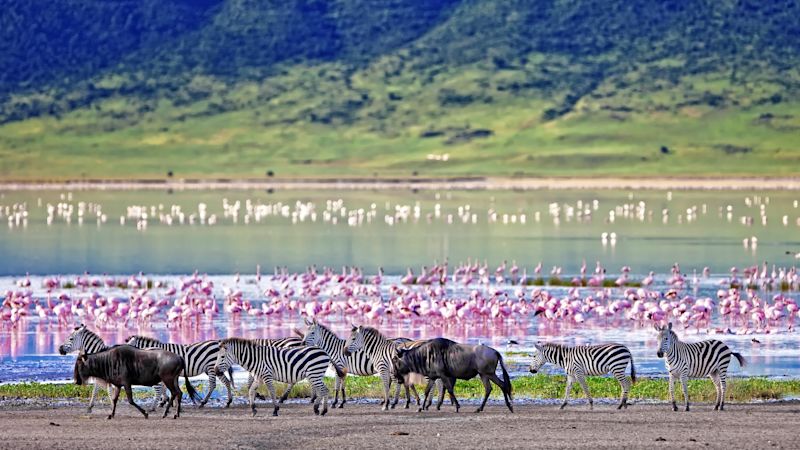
[2, 176, 800, 191]
[1, 401, 798, 449]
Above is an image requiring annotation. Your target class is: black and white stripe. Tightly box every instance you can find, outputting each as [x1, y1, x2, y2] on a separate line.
[655, 322, 746, 411]
[238, 337, 306, 403]
[343, 325, 400, 411]
[529, 341, 636, 409]
[214, 338, 333, 416]
[301, 319, 374, 408]
[58, 324, 117, 413]
[126, 335, 234, 407]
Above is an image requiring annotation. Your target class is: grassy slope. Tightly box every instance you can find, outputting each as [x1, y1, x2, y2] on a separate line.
[1, 1, 799, 180]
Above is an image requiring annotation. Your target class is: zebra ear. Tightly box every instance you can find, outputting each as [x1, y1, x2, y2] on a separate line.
[304, 317, 312, 326]
[533, 341, 543, 351]
[653, 323, 661, 332]
[668, 322, 673, 330]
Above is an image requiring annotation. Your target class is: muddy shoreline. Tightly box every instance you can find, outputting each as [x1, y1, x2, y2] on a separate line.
[1, 401, 798, 449]
[2, 176, 800, 191]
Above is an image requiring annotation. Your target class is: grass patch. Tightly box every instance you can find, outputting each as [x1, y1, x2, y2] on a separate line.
[4, 376, 799, 403]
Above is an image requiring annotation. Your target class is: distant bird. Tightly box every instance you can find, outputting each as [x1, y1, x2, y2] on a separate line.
[751, 338, 761, 344]
[785, 251, 800, 259]
[507, 340, 519, 345]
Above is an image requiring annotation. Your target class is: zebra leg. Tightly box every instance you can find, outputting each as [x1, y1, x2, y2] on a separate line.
[680, 373, 690, 411]
[380, 370, 392, 411]
[390, 381, 402, 409]
[312, 378, 329, 416]
[476, 375, 492, 413]
[108, 384, 121, 420]
[561, 375, 574, 409]
[219, 370, 234, 408]
[339, 374, 347, 408]
[278, 382, 295, 403]
[576, 375, 593, 410]
[248, 377, 262, 417]
[264, 377, 279, 417]
[87, 382, 100, 413]
[250, 374, 267, 401]
[615, 370, 631, 410]
[710, 372, 722, 410]
[199, 368, 218, 407]
[719, 376, 727, 411]
[149, 385, 160, 412]
[668, 373, 678, 411]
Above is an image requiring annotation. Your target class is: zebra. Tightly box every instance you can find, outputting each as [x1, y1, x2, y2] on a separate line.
[126, 335, 234, 408]
[529, 341, 636, 410]
[213, 337, 339, 416]
[58, 324, 119, 413]
[343, 324, 401, 411]
[655, 322, 746, 411]
[300, 318, 375, 408]
[231, 336, 306, 403]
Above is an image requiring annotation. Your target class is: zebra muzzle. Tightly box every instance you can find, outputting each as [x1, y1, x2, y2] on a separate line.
[656, 351, 664, 358]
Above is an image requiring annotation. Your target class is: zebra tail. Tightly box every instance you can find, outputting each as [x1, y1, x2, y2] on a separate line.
[732, 352, 747, 368]
[182, 362, 202, 404]
[228, 366, 235, 390]
[333, 362, 347, 379]
[630, 356, 637, 384]
[498, 352, 513, 401]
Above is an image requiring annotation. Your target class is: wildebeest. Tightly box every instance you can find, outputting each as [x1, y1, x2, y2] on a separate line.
[392, 338, 513, 413]
[73, 345, 201, 419]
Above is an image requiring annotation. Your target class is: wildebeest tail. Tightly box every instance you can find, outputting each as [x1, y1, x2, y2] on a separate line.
[498, 351, 513, 401]
[630, 355, 637, 384]
[182, 359, 202, 403]
[732, 352, 746, 368]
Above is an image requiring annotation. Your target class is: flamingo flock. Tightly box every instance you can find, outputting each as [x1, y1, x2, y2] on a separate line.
[2, 261, 799, 335]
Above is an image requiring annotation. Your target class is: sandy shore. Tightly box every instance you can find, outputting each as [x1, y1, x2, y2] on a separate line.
[1, 401, 798, 449]
[1, 176, 800, 191]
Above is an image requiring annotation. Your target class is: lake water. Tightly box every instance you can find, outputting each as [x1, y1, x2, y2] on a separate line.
[1, 188, 799, 384]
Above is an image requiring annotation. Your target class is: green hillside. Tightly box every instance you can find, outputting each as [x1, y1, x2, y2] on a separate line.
[1, 0, 799, 180]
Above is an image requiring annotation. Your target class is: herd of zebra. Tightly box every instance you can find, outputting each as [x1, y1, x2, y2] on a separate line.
[59, 319, 746, 418]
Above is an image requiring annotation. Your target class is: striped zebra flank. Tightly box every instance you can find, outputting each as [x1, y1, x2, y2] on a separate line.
[343, 325, 400, 411]
[655, 322, 746, 411]
[529, 341, 636, 410]
[214, 337, 336, 417]
[126, 335, 234, 408]
[236, 337, 306, 404]
[58, 324, 119, 413]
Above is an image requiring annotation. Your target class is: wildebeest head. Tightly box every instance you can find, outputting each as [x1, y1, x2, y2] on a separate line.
[73, 351, 89, 385]
[654, 322, 674, 358]
[343, 324, 363, 357]
[59, 324, 87, 355]
[528, 342, 546, 374]
[301, 317, 322, 347]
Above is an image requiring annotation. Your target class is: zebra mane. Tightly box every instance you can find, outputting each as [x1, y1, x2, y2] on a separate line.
[220, 337, 256, 348]
[130, 335, 162, 345]
[75, 326, 103, 343]
[313, 321, 338, 338]
[361, 326, 389, 341]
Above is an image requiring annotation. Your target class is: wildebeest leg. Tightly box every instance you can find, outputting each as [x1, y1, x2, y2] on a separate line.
[419, 379, 435, 412]
[125, 384, 148, 418]
[163, 378, 181, 419]
[476, 375, 492, 413]
[488, 372, 513, 413]
[408, 384, 421, 409]
[561, 375, 574, 409]
[163, 383, 173, 419]
[442, 377, 460, 413]
[108, 384, 121, 420]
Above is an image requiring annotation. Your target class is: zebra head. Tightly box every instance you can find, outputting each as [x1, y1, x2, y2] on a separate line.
[59, 324, 87, 355]
[301, 317, 323, 347]
[343, 324, 364, 356]
[528, 342, 547, 374]
[655, 322, 674, 358]
[214, 340, 233, 377]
